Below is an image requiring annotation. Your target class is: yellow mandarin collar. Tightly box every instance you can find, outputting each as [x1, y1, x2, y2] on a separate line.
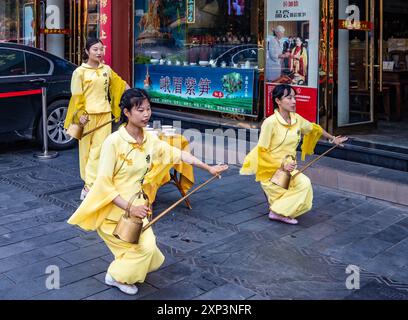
[119, 126, 147, 146]
[81, 62, 104, 69]
[274, 109, 297, 126]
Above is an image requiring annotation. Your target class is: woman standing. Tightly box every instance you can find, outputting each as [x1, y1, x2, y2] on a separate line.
[64, 38, 130, 200]
[68, 88, 228, 295]
[240, 84, 347, 224]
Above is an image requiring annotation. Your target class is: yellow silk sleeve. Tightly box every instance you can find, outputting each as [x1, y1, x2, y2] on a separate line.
[64, 70, 85, 129]
[301, 123, 323, 161]
[240, 146, 282, 182]
[109, 69, 127, 121]
[302, 50, 308, 76]
[142, 137, 183, 203]
[63, 94, 85, 129]
[240, 118, 281, 181]
[67, 138, 120, 230]
[258, 119, 274, 149]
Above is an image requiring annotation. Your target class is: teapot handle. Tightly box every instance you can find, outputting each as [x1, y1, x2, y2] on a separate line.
[125, 193, 139, 219]
[125, 191, 151, 220]
[281, 155, 297, 170]
[72, 108, 89, 124]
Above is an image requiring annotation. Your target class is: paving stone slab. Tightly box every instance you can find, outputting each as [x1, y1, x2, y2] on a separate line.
[0, 228, 81, 260]
[85, 283, 157, 300]
[0, 241, 78, 273]
[0, 154, 38, 174]
[2, 166, 82, 196]
[145, 261, 196, 289]
[67, 233, 103, 248]
[155, 214, 235, 253]
[344, 281, 408, 300]
[31, 278, 108, 300]
[58, 258, 110, 287]
[194, 283, 256, 300]
[4, 257, 71, 283]
[59, 242, 110, 265]
[140, 279, 205, 300]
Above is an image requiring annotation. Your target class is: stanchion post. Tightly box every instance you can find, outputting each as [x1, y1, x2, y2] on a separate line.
[33, 79, 58, 160]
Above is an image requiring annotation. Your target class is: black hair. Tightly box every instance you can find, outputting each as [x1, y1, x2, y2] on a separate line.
[82, 38, 103, 62]
[295, 37, 305, 54]
[272, 84, 296, 109]
[119, 88, 151, 123]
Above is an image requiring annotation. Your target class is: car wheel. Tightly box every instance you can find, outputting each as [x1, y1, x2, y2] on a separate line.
[37, 100, 77, 150]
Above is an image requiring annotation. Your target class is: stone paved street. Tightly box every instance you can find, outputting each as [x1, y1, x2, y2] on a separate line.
[0, 142, 407, 300]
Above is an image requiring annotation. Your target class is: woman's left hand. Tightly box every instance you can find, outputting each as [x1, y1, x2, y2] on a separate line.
[331, 135, 348, 147]
[208, 164, 229, 176]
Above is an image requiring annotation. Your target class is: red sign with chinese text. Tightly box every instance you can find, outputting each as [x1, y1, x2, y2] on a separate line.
[99, 0, 112, 66]
[265, 83, 318, 122]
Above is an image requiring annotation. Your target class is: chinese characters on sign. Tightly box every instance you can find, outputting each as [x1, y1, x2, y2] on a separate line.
[134, 64, 255, 115]
[39, 29, 70, 35]
[99, 0, 112, 65]
[338, 19, 372, 31]
[159, 76, 211, 96]
[186, 0, 195, 24]
[283, 0, 300, 6]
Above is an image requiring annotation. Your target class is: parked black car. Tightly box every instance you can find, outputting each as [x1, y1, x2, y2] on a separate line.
[0, 42, 77, 150]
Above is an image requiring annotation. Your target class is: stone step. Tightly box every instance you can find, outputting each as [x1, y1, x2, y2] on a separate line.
[302, 151, 408, 207]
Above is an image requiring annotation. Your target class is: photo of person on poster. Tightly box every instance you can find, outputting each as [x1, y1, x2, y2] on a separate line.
[266, 25, 290, 83]
[266, 21, 309, 86]
[289, 36, 308, 85]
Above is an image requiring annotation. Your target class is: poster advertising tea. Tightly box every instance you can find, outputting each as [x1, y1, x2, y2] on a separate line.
[265, 0, 319, 122]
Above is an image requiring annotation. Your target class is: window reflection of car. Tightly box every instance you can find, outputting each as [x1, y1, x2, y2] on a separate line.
[0, 43, 77, 150]
[211, 44, 263, 68]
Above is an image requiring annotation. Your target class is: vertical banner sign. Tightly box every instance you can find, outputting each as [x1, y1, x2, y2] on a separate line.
[186, 0, 195, 23]
[99, 0, 112, 65]
[265, 0, 319, 122]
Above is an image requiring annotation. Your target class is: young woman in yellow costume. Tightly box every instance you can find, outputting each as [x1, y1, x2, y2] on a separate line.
[67, 88, 228, 295]
[64, 38, 130, 200]
[241, 84, 348, 224]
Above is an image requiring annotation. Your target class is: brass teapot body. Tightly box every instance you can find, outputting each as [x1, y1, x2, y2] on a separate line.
[66, 109, 89, 140]
[270, 155, 296, 190]
[113, 191, 151, 244]
[270, 145, 340, 190]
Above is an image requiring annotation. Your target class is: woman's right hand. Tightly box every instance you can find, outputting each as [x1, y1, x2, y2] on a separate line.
[283, 162, 296, 172]
[208, 164, 229, 176]
[129, 205, 150, 219]
[79, 114, 89, 125]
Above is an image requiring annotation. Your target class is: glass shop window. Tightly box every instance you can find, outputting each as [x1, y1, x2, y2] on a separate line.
[134, 0, 262, 69]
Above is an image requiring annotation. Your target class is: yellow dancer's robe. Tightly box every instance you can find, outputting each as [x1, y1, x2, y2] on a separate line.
[240, 110, 323, 218]
[68, 126, 182, 284]
[64, 63, 126, 188]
